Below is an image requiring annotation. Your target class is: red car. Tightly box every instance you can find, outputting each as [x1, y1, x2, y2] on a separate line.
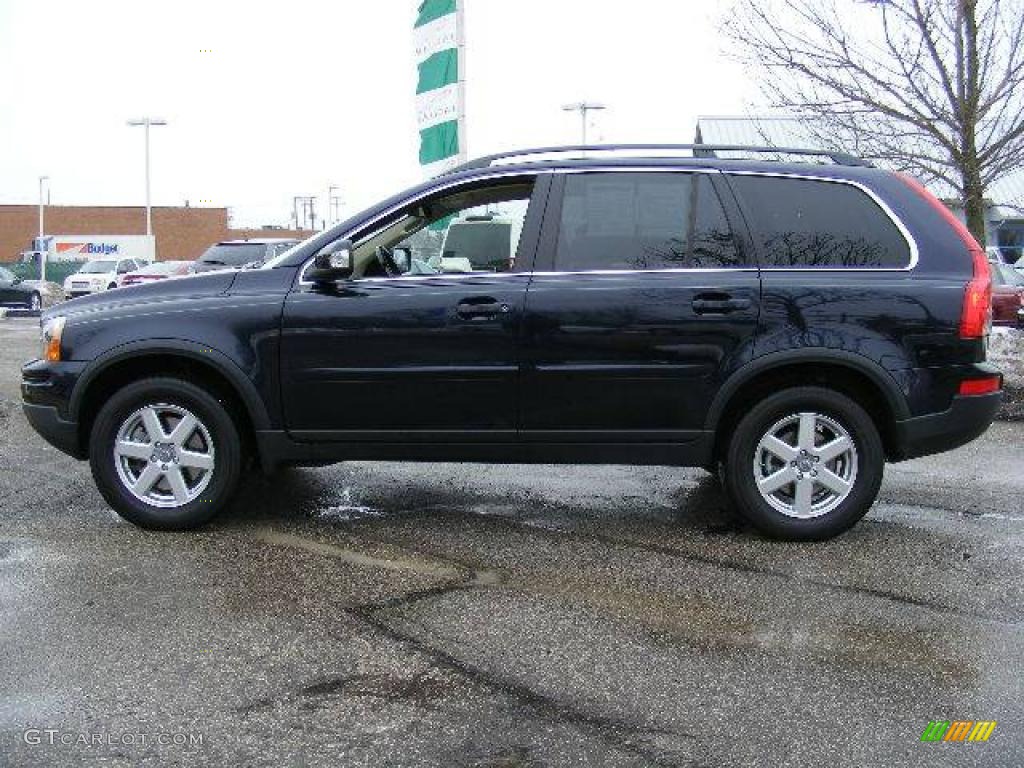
[120, 261, 194, 287]
[990, 261, 1024, 327]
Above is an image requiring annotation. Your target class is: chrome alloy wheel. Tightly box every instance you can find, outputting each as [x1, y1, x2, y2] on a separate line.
[113, 403, 215, 508]
[753, 412, 858, 519]
[29, 293, 41, 311]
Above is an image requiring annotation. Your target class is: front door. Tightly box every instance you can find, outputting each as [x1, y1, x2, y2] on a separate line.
[521, 170, 761, 446]
[280, 174, 549, 443]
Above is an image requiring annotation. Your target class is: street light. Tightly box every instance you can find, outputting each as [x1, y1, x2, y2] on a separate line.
[126, 117, 168, 236]
[562, 101, 607, 148]
[38, 176, 49, 282]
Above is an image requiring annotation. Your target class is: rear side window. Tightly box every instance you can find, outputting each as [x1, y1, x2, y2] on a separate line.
[729, 175, 911, 268]
[555, 172, 745, 271]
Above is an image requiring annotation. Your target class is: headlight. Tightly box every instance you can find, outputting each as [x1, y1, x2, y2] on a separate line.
[41, 316, 66, 362]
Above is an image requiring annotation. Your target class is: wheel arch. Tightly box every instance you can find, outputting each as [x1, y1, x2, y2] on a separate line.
[71, 341, 270, 460]
[707, 350, 910, 462]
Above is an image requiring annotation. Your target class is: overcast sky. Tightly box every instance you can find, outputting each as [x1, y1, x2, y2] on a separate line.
[0, 0, 760, 227]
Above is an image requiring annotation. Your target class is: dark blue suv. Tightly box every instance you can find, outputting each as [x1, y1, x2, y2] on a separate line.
[21, 145, 1002, 540]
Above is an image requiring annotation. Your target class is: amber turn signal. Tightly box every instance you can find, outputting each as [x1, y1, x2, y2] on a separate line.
[41, 316, 66, 362]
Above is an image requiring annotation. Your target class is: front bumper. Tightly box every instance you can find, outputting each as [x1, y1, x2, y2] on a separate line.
[891, 390, 1002, 461]
[65, 289, 102, 299]
[21, 358, 88, 459]
[22, 402, 84, 459]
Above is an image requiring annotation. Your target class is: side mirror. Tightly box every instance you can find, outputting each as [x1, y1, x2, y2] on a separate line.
[12, 275, 22, 285]
[392, 246, 412, 273]
[307, 240, 354, 283]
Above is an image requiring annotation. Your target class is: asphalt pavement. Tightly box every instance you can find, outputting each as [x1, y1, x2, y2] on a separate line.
[1, 316, 1022, 767]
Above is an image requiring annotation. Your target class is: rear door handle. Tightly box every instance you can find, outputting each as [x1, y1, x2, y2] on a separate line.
[692, 296, 752, 314]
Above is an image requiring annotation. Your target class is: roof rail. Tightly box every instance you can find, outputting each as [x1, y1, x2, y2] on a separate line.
[445, 144, 872, 174]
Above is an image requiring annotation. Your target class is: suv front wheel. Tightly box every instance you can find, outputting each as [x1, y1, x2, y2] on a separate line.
[723, 387, 884, 541]
[89, 377, 242, 530]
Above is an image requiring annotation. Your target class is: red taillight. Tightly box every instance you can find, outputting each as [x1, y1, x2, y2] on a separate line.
[961, 247, 993, 338]
[896, 173, 991, 338]
[959, 377, 1001, 396]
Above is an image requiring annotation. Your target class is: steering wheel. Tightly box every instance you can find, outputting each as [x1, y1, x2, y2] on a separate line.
[375, 246, 402, 277]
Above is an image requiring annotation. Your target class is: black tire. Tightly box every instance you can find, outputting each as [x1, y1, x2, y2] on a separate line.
[89, 377, 243, 530]
[722, 387, 884, 541]
[107, 283, 118, 291]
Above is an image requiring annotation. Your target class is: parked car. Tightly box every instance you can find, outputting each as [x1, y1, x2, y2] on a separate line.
[990, 261, 1024, 327]
[0, 265, 42, 311]
[121, 260, 194, 287]
[22, 144, 1003, 540]
[63, 258, 149, 299]
[191, 239, 298, 274]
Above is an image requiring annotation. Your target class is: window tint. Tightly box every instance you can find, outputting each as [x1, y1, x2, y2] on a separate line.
[0, 266, 14, 281]
[729, 175, 911, 268]
[554, 173, 742, 271]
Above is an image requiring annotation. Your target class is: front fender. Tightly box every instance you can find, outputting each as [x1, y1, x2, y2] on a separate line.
[68, 339, 272, 430]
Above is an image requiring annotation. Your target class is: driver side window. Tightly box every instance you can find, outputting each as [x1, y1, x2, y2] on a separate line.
[352, 179, 535, 279]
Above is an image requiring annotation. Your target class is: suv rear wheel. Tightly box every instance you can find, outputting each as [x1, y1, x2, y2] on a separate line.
[723, 387, 884, 540]
[89, 377, 242, 530]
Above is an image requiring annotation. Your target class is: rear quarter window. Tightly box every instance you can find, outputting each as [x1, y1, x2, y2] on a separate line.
[728, 175, 912, 268]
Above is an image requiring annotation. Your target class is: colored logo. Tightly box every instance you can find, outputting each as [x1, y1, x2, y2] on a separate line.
[921, 721, 997, 742]
[54, 243, 120, 255]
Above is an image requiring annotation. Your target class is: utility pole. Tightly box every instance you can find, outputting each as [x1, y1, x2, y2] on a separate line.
[38, 175, 49, 282]
[561, 101, 607, 150]
[295, 196, 317, 230]
[326, 185, 341, 228]
[126, 117, 168, 236]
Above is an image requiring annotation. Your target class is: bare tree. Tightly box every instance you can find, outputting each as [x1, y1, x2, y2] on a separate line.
[723, 0, 1024, 244]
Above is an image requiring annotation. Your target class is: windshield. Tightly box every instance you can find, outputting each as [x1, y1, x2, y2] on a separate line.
[261, 237, 320, 269]
[198, 244, 266, 267]
[139, 262, 185, 274]
[993, 262, 1024, 286]
[79, 260, 117, 273]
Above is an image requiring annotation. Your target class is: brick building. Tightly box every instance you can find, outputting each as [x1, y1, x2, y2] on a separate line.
[0, 205, 315, 263]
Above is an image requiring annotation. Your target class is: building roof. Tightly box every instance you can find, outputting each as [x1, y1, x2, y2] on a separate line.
[695, 115, 1024, 218]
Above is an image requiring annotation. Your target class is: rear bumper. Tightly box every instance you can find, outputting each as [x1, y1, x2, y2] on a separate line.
[22, 402, 84, 459]
[891, 391, 1002, 461]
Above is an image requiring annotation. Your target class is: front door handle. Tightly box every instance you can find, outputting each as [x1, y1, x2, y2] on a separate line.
[692, 294, 752, 314]
[456, 297, 507, 320]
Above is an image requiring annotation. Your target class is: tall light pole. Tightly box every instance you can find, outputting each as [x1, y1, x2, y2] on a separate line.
[126, 117, 167, 236]
[562, 101, 607, 148]
[38, 176, 49, 282]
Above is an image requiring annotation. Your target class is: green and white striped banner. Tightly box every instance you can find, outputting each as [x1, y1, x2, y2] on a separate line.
[415, 0, 465, 177]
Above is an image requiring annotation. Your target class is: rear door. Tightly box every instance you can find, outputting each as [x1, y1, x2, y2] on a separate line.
[521, 170, 761, 445]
